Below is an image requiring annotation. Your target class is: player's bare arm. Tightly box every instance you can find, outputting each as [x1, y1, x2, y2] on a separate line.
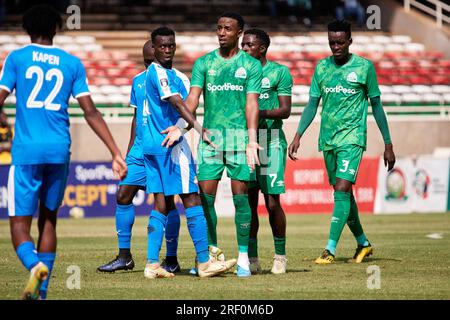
[126, 109, 137, 155]
[0, 89, 9, 127]
[161, 94, 215, 148]
[78, 95, 127, 179]
[245, 92, 261, 169]
[259, 95, 291, 119]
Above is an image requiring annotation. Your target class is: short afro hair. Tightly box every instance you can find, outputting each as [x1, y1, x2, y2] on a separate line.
[244, 28, 270, 49]
[327, 19, 352, 39]
[151, 26, 175, 43]
[22, 4, 62, 40]
[218, 12, 245, 30]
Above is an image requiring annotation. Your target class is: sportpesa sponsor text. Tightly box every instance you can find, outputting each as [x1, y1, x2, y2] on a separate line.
[207, 83, 244, 92]
[323, 85, 357, 94]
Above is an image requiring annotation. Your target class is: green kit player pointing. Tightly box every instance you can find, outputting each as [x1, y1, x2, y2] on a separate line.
[241, 29, 292, 274]
[180, 12, 263, 277]
[289, 20, 396, 264]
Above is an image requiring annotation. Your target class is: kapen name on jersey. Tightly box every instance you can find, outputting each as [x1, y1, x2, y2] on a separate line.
[32, 51, 60, 66]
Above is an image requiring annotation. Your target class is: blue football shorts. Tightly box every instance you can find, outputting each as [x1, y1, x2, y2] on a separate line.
[8, 163, 69, 217]
[144, 141, 198, 196]
[119, 154, 146, 189]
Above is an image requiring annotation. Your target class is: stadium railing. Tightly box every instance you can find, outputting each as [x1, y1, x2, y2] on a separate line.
[3, 104, 450, 123]
[404, 0, 450, 28]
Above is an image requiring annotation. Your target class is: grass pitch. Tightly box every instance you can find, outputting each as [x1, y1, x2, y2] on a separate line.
[0, 213, 449, 300]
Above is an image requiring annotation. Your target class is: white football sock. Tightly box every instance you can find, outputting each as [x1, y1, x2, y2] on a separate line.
[237, 252, 249, 270]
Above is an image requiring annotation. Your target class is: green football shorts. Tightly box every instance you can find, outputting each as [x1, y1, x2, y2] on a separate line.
[197, 146, 255, 182]
[323, 144, 364, 185]
[248, 140, 287, 194]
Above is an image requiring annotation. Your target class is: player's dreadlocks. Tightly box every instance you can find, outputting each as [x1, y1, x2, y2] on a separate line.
[244, 28, 271, 50]
[22, 4, 63, 40]
[327, 19, 352, 40]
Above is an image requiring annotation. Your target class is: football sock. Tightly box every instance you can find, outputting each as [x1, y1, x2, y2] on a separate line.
[237, 251, 250, 270]
[115, 203, 135, 252]
[233, 194, 251, 254]
[326, 191, 351, 256]
[16, 241, 39, 271]
[185, 206, 209, 264]
[347, 194, 369, 246]
[165, 208, 180, 257]
[37, 252, 55, 300]
[248, 238, 258, 258]
[200, 193, 217, 246]
[274, 236, 286, 255]
[118, 248, 131, 259]
[146, 210, 167, 264]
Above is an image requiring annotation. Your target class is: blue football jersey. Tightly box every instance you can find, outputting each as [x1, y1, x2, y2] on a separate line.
[127, 70, 146, 163]
[0, 43, 90, 165]
[142, 63, 190, 155]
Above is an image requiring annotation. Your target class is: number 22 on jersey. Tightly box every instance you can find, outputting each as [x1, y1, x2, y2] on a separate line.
[26, 66, 63, 111]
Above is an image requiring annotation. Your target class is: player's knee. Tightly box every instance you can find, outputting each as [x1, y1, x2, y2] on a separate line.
[334, 179, 352, 193]
[116, 189, 134, 205]
[181, 193, 201, 208]
[265, 196, 282, 214]
[154, 203, 168, 215]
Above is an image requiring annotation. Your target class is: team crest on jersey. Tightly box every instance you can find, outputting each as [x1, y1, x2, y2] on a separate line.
[261, 77, 270, 88]
[160, 78, 169, 87]
[234, 67, 247, 79]
[208, 69, 216, 76]
[346, 72, 358, 83]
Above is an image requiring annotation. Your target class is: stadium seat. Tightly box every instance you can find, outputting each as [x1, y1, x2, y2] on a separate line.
[404, 43, 425, 52]
[391, 35, 412, 43]
[432, 85, 450, 94]
[15, 35, 30, 44]
[391, 85, 412, 94]
[378, 85, 392, 94]
[401, 93, 422, 104]
[422, 93, 442, 104]
[75, 35, 96, 44]
[443, 93, 450, 104]
[0, 35, 14, 43]
[411, 85, 432, 94]
[381, 93, 401, 105]
[91, 93, 109, 104]
[54, 35, 75, 44]
[372, 35, 392, 44]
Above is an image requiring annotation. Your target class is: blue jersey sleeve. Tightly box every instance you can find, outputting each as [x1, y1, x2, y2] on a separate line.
[130, 77, 138, 108]
[0, 52, 17, 93]
[151, 65, 181, 100]
[71, 59, 90, 98]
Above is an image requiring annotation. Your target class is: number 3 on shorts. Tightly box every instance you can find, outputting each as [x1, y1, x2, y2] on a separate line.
[339, 160, 349, 173]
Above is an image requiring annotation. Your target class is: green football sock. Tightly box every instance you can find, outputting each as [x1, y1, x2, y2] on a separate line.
[347, 195, 363, 236]
[347, 195, 369, 246]
[274, 236, 286, 255]
[200, 193, 217, 246]
[232, 194, 252, 252]
[326, 191, 351, 255]
[248, 238, 258, 258]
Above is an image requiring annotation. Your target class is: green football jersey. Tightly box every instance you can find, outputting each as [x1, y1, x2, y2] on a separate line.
[258, 60, 292, 142]
[310, 54, 381, 151]
[191, 49, 263, 150]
